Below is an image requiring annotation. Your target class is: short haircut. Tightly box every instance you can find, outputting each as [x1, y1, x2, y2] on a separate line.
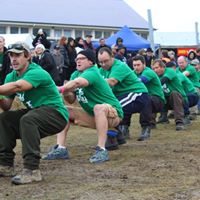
[132, 55, 146, 65]
[98, 47, 113, 57]
[152, 59, 166, 68]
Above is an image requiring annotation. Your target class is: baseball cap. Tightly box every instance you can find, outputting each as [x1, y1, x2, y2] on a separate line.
[7, 42, 30, 54]
[190, 59, 199, 65]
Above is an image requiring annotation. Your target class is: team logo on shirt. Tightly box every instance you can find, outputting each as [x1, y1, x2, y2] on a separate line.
[76, 88, 88, 103]
[162, 83, 170, 94]
[16, 92, 33, 108]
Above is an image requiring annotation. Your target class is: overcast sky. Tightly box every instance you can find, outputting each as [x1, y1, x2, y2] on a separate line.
[124, 0, 200, 32]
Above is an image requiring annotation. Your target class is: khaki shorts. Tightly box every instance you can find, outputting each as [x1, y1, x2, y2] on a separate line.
[67, 104, 121, 129]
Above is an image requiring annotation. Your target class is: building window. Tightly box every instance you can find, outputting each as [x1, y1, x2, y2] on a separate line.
[21, 27, 29, 33]
[64, 29, 71, 37]
[54, 29, 62, 39]
[43, 29, 50, 37]
[84, 30, 92, 38]
[0, 27, 6, 34]
[33, 28, 39, 36]
[75, 30, 82, 38]
[10, 27, 19, 34]
[104, 31, 111, 39]
[95, 31, 102, 39]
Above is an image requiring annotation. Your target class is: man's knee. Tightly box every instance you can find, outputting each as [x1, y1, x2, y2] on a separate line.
[93, 104, 106, 115]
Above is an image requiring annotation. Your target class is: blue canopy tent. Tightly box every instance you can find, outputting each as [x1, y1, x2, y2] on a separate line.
[94, 25, 151, 51]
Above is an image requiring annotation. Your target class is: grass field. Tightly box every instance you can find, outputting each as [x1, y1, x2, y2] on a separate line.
[1, 105, 200, 200]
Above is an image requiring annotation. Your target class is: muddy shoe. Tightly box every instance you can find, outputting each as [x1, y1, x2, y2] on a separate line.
[157, 112, 169, 124]
[105, 136, 119, 151]
[168, 111, 174, 119]
[116, 124, 130, 140]
[189, 114, 197, 121]
[42, 145, 69, 160]
[176, 123, 186, 131]
[11, 168, 42, 185]
[0, 165, 15, 177]
[137, 126, 151, 141]
[89, 146, 109, 164]
[183, 115, 191, 125]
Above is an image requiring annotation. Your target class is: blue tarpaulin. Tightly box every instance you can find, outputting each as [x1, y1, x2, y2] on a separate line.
[94, 25, 151, 51]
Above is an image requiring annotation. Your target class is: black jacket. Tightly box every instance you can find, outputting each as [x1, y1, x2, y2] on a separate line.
[33, 50, 61, 85]
[32, 33, 51, 49]
[1, 47, 11, 85]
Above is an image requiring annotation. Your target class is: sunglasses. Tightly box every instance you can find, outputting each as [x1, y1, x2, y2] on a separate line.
[8, 44, 26, 51]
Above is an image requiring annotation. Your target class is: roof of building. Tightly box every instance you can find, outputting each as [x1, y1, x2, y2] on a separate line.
[0, 0, 149, 29]
[154, 32, 199, 47]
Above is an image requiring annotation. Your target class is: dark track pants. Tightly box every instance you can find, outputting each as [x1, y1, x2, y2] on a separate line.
[0, 106, 67, 170]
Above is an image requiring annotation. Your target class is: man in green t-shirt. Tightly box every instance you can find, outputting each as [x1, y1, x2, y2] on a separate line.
[98, 47, 150, 142]
[166, 61, 199, 124]
[177, 56, 200, 119]
[132, 55, 165, 130]
[43, 49, 123, 164]
[0, 42, 69, 185]
[152, 59, 186, 131]
[190, 59, 200, 114]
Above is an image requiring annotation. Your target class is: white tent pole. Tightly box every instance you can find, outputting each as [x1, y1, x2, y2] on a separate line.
[147, 9, 155, 52]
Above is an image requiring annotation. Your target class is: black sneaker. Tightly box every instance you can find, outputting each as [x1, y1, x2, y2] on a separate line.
[137, 126, 151, 141]
[105, 136, 119, 150]
[116, 124, 129, 140]
[176, 123, 186, 131]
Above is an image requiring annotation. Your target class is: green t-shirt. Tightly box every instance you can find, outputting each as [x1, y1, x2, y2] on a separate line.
[135, 67, 166, 103]
[5, 62, 69, 122]
[159, 68, 187, 101]
[197, 71, 200, 81]
[177, 65, 200, 88]
[99, 59, 148, 96]
[176, 71, 197, 94]
[70, 65, 123, 118]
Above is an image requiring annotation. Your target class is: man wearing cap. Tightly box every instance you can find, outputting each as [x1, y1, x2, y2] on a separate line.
[0, 42, 69, 184]
[144, 47, 155, 67]
[43, 49, 123, 164]
[83, 34, 94, 51]
[115, 45, 127, 63]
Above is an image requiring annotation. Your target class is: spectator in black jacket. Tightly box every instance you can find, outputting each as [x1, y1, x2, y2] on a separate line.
[32, 44, 61, 85]
[32, 29, 51, 49]
[0, 36, 11, 85]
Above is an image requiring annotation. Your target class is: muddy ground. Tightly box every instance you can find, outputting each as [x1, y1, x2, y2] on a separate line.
[1, 112, 200, 200]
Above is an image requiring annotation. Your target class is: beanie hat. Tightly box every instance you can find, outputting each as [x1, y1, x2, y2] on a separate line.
[78, 49, 96, 64]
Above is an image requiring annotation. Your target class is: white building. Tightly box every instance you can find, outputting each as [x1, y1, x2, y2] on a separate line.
[0, 0, 150, 40]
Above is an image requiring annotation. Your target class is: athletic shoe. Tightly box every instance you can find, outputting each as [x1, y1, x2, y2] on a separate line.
[137, 126, 151, 141]
[89, 146, 109, 164]
[105, 136, 119, 151]
[176, 123, 186, 131]
[0, 165, 15, 177]
[11, 168, 42, 185]
[42, 145, 69, 160]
